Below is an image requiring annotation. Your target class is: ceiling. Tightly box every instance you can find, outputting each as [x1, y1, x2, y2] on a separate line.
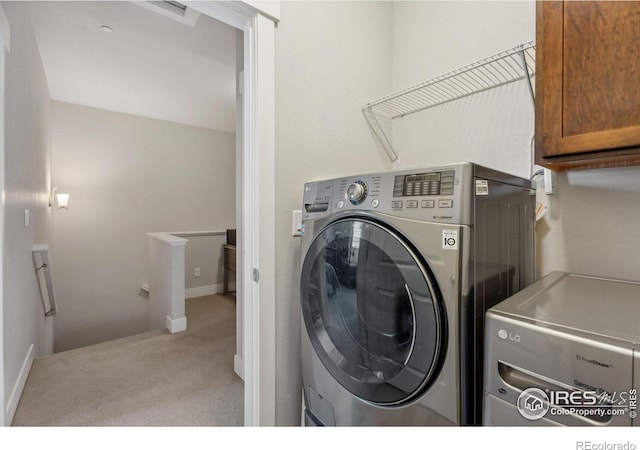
[28, 1, 237, 133]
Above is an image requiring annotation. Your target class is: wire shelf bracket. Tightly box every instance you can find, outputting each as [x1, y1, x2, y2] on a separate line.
[362, 41, 536, 162]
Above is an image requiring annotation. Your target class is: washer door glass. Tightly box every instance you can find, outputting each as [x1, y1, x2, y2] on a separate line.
[301, 218, 446, 405]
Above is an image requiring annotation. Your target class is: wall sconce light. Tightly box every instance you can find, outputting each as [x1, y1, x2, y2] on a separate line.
[49, 187, 70, 210]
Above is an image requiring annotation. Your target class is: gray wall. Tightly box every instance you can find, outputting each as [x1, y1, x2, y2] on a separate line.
[274, 1, 393, 425]
[184, 234, 227, 292]
[3, 1, 53, 420]
[51, 101, 235, 352]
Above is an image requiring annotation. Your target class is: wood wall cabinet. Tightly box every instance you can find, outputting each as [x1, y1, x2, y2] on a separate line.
[536, 1, 640, 170]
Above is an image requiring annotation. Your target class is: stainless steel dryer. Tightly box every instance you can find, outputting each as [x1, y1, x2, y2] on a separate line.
[300, 162, 535, 426]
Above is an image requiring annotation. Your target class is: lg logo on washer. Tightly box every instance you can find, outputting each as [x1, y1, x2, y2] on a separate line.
[498, 329, 521, 342]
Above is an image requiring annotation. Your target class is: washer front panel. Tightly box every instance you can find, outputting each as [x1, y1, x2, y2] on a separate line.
[300, 217, 446, 405]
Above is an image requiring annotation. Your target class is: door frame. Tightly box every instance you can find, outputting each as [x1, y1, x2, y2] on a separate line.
[0, 3, 8, 428]
[183, 1, 278, 426]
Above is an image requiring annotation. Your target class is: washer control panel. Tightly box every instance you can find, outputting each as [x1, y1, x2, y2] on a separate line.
[393, 170, 455, 197]
[303, 163, 478, 225]
[384, 168, 458, 218]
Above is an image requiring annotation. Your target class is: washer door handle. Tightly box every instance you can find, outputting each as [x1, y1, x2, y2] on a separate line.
[403, 283, 417, 366]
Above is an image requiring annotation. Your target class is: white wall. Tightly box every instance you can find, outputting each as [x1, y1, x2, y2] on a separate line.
[389, 1, 640, 284]
[392, 1, 536, 90]
[274, 0, 393, 425]
[2, 1, 53, 424]
[536, 167, 640, 282]
[390, 1, 536, 177]
[51, 101, 235, 352]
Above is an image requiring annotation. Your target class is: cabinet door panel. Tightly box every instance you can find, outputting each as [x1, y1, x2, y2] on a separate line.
[536, 1, 640, 170]
[563, 2, 640, 137]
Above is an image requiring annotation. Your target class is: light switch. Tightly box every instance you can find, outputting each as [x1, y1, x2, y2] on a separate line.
[24, 210, 30, 227]
[292, 210, 303, 236]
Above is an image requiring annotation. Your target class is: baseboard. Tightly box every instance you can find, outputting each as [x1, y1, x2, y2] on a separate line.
[5, 343, 34, 425]
[166, 315, 187, 333]
[234, 354, 244, 380]
[185, 284, 223, 299]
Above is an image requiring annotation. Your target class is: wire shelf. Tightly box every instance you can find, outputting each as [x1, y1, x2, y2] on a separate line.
[362, 41, 536, 162]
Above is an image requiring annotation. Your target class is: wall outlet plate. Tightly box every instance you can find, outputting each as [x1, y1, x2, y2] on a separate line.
[544, 168, 557, 195]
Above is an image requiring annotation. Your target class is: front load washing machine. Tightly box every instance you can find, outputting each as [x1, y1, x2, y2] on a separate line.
[299, 162, 535, 426]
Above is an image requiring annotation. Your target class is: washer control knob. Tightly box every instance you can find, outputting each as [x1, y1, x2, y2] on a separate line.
[347, 181, 368, 205]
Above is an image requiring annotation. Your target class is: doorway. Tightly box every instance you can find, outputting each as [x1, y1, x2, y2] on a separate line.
[0, 0, 276, 427]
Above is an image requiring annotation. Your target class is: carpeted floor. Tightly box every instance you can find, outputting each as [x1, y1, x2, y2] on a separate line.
[11, 294, 243, 426]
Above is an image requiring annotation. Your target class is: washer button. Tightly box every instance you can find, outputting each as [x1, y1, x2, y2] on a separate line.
[371, 199, 380, 208]
[438, 199, 453, 208]
[391, 200, 403, 209]
[406, 200, 418, 208]
[337, 201, 344, 209]
[422, 200, 435, 208]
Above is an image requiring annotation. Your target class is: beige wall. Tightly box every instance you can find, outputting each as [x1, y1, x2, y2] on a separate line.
[51, 101, 235, 352]
[274, 1, 394, 425]
[3, 1, 53, 421]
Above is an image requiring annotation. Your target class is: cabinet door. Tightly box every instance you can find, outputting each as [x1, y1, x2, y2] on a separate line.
[535, 1, 640, 170]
